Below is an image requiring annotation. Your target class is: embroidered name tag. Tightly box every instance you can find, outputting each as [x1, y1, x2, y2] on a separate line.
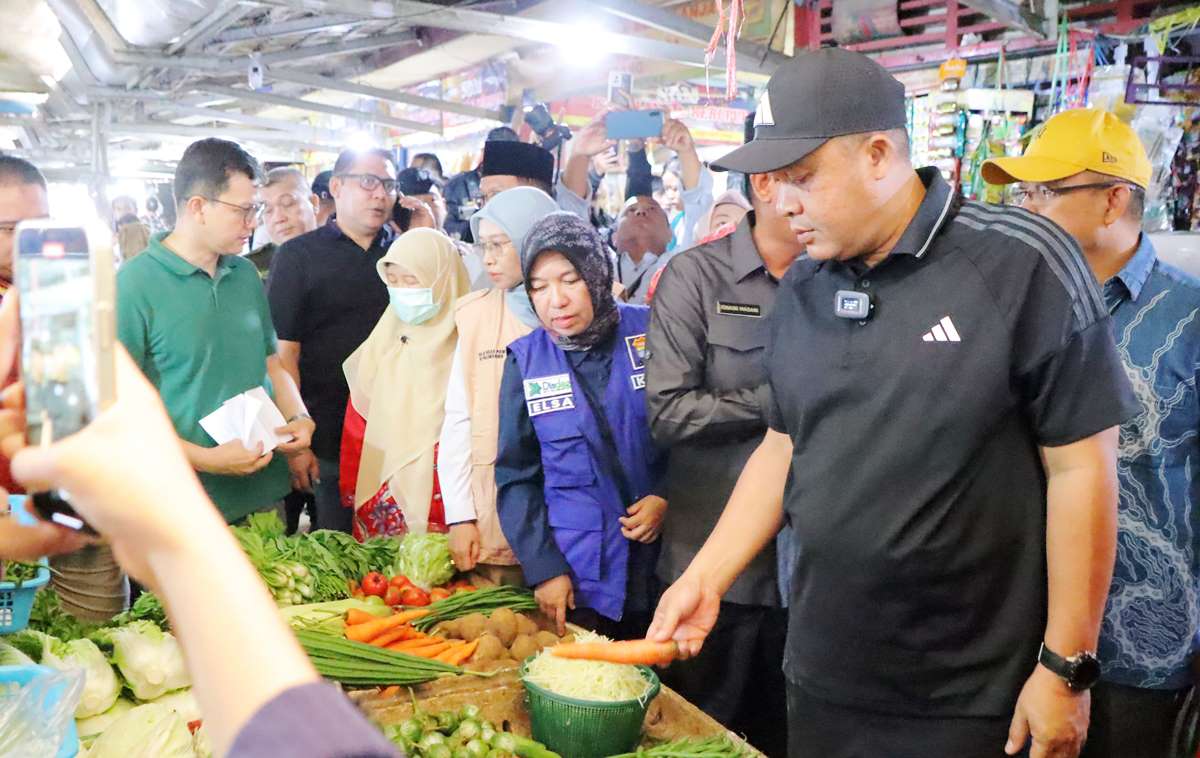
[528, 395, 576, 417]
[630, 373, 646, 391]
[478, 348, 506, 361]
[626, 334, 647, 370]
[524, 374, 572, 401]
[716, 301, 762, 318]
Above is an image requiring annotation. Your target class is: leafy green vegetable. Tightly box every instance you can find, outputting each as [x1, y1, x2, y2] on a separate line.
[146, 688, 201, 724]
[280, 598, 390, 634]
[109, 593, 168, 630]
[395, 533, 455, 590]
[27, 588, 99, 641]
[75, 698, 136, 742]
[85, 703, 194, 758]
[0, 638, 34, 666]
[606, 735, 750, 757]
[95, 621, 190, 700]
[0, 560, 43, 587]
[41, 636, 121, 718]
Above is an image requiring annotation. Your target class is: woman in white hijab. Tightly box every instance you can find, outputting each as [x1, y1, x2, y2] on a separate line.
[340, 228, 470, 538]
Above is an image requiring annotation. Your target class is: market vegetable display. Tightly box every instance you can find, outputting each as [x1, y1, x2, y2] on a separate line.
[28, 631, 123, 718]
[295, 628, 464, 687]
[381, 704, 562, 758]
[606, 736, 750, 758]
[94, 620, 190, 701]
[523, 632, 654, 703]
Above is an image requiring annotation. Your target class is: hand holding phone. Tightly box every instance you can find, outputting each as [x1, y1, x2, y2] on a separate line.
[14, 220, 115, 532]
[605, 110, 664, 141]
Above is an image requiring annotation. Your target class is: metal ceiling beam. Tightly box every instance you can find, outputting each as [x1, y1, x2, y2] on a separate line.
[154, 103, 346, 143]
[958, 0, 1050, 38]
[165, 1, 257, 55]
[196, 83, 441, 134]
[210, 13, 364, 45]
[255, 0, 776, 75]
[257, 29, 418, 65]
[266, 69, 501, 121]
[590, 0, 789, 68]
[106, 121, 343, 152]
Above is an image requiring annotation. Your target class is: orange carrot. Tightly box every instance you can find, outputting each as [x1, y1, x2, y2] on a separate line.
[379, 685, 400, 698]
[433, 641, 468, 663]
[551, 639, 679, 666]
[345, 609, 377, 626]
[393, 609, 432, 624]
[444, 640, 479, 666]
[369, 627, 413, 648]
[344, 613, 407, 643]
[389, 636, 446, 652]
[406, 641, 453, 659]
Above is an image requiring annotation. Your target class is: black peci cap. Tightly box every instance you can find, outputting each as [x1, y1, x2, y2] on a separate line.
[712, 47, 907, 174]
[480, 141, 555, 187]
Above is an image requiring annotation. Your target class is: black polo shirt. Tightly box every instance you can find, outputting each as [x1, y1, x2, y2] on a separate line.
[267, 218, 394, 460]
[766, 168, 1137, 717]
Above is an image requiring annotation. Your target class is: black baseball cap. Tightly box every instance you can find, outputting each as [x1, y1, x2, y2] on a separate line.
[311, 170, 333, 200]
[712, 47, 907, 174]
[396, 167, 435, 196]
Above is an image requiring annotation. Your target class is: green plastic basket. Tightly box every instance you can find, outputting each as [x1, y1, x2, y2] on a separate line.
[520, 659, 661, 758]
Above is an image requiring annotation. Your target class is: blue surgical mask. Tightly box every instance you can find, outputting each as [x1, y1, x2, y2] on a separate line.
[388, 287, 440, 325]
[505, 286, 541, 329]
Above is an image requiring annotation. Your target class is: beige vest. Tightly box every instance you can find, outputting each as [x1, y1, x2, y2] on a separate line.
[454, 288, 532, 566]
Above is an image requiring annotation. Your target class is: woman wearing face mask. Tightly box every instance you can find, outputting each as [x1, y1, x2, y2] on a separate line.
[339, 228, 469, 539]
[437, 187, 558, 583]
[495, 212, 667, 638]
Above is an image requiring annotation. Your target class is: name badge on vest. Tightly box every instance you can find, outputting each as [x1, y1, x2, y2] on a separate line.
[630, 373, 646, 391]
[625, 334, 647, 370]
[524, 374, 575, 417]
[716, 301, 762, 318]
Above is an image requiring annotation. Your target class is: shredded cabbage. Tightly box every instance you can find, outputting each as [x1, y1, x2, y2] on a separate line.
[100, 621, 190, 701]
[523, 632, 652, 703]
[76, 698, 136, 741]
[85, 703, 194, 758]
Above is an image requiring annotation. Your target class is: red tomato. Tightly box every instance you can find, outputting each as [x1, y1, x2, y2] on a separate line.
[361, 572, 388, 597]
[429, 587, 451, 602]
[389, 574, 413, 588]
[399, 586, 431, 607]
[384, 584, 404, 607]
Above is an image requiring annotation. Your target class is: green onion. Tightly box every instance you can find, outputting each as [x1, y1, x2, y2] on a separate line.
[413, 586, 538, 632]
[294, 629, 463, 687]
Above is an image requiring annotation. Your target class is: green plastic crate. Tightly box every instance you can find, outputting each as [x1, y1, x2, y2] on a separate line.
[520, 659, 661, 758]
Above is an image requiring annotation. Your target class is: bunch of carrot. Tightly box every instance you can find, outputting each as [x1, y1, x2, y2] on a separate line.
[343, 607, 479, 666]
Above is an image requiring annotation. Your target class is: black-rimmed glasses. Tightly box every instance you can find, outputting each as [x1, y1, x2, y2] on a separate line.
[205, 197, 265, 224]
[336, 173, 399, 195]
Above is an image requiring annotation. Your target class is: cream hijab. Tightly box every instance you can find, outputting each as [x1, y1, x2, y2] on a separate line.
[344, 228, 470, 532]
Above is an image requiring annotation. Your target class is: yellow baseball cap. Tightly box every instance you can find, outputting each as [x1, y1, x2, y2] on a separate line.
[982, 108, 1151, 189]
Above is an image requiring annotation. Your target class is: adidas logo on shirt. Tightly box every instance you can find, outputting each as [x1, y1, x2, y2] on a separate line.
[922, 316, 961, 343]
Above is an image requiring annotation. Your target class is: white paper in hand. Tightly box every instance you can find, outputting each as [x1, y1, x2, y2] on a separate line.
[199, 387, 294, 454]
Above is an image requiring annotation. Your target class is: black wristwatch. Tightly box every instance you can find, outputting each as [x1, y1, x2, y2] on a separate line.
[1038, 643, 1101, 691]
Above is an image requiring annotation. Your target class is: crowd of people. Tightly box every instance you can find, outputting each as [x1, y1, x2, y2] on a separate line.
[0, 46, 1196, 758]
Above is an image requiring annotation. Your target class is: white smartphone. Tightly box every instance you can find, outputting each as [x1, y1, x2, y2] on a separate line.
[14, 219, 115, 532]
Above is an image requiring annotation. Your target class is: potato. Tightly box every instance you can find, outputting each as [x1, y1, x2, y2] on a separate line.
[509, 634, 539, 662]
[437, 619, 462, 639]
[534, 631, 560, 650]
[515, 614, 539, 637]
[471, 633, 506, 663]
[486, 607, 519, 647]
[458, 612, 488, 641]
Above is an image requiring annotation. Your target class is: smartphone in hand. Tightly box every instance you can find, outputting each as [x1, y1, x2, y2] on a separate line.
[15, 220, 115, 532]
[605, 110, 664, 140]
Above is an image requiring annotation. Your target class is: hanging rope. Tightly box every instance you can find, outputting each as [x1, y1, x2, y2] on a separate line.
[704, 0, 745, 101]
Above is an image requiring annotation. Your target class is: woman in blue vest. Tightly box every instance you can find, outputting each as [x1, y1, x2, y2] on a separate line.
[496, 212, 667, 639]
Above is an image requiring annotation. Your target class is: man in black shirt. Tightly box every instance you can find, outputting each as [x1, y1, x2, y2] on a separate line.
[267, 149, 397, 532]
[649, 48, 1137, 758]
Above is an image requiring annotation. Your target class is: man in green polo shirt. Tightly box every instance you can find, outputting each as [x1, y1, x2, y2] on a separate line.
[117, 138, 316, 523]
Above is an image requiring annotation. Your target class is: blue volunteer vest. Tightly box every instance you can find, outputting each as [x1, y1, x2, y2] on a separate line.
[508, 304, 661, 620]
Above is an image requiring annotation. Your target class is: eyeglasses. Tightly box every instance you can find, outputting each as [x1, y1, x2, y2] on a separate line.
[473, 239, 513, 258]
[337, 173, 399, 195]
[1011, 181, 1128, 206]
[205, 197, 265, 224]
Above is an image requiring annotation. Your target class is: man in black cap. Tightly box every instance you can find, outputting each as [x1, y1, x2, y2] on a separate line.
[443, 126, 521, 242]
[649, 47, 1138, 758]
